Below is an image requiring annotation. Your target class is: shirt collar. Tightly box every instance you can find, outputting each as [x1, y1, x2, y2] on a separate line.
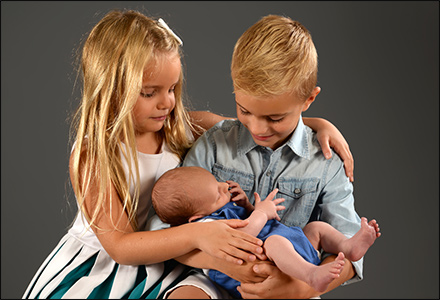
[237, 122, 259, 156]
[237, 115, 310, 159]
[286, 115, 310, 159]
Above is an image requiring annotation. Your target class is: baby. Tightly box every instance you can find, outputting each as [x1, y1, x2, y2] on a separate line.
[151, 166, 380, 297]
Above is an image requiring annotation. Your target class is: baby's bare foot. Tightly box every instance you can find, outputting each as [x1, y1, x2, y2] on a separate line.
[309, 252, 345, 292]
[345, 217, 381, 261]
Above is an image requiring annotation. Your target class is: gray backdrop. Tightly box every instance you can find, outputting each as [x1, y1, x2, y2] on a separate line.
[1, 1, 438, 299]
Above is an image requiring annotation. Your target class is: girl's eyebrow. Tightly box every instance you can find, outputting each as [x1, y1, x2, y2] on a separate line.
[142, 80, 179, 89]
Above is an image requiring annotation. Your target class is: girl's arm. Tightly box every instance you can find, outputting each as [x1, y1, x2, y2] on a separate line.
[70, 151, 263, 266]
[188, 111, 230, 140]
[303, 117, 354, 182]
[189, 113, 354, 181]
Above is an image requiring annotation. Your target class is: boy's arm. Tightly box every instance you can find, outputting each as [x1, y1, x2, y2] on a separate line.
[237, 255, 355, 299]
[175, 251, 355, 299]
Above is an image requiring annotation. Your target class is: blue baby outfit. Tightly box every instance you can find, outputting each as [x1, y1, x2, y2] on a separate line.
[202, 202, 321, 298]
[183, 118, 363, 288]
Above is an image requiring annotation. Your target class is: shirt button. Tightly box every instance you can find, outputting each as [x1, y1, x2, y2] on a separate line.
[266, 171, 272, 176]
[294, 188, 301, 194]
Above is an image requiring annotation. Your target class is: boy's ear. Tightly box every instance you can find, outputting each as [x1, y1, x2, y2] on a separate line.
[188, 215, 205, 223]
[302, 86, 321, 112]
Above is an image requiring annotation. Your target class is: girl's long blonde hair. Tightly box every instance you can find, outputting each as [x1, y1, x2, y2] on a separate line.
[70, 10, 193, 231]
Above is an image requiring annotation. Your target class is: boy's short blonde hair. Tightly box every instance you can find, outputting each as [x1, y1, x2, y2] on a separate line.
[231, 15, 318, 101]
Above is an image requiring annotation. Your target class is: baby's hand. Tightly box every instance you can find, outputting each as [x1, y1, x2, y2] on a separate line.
[254, 188, 285, 221]
[227, 180, 254, 212]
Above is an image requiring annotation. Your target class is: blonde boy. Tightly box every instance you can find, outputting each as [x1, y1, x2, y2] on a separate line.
[180, 15, 364, 298]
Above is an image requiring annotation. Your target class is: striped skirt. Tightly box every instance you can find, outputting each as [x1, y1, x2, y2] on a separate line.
[22, 233, 195, 299]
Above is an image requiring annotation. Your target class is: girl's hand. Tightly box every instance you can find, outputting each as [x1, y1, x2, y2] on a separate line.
[254, 189, 285, 221]
[305, 117, 354, 182]
[195, 219, 264, 265]
[227, 180, 254, 211]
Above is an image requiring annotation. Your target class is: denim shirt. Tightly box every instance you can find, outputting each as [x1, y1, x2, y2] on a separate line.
[182, 117, 363, 285]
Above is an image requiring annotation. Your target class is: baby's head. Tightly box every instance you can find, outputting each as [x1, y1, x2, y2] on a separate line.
[152, 167, 231, 226]
[231, 14, 318, 101]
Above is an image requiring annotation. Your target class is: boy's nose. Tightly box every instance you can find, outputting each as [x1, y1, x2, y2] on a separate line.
[247, 118, 268, 136]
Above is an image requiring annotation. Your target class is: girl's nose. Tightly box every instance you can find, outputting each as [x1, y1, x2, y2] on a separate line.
[157, 93, 173, 110]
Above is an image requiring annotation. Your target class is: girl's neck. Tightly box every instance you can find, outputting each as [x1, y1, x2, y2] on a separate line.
[135, 131, 163, 155]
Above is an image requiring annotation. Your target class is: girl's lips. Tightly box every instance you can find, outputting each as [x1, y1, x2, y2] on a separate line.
[151, 116, 167, 121]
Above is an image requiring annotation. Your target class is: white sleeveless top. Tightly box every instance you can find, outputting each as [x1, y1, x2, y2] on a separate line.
[68, 143, 180, 250]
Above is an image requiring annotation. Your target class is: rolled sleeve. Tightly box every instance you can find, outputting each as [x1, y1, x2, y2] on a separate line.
[319, 152, 363, 284]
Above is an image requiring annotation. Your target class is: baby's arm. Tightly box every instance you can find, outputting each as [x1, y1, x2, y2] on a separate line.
[227, 180, 254, 213]
[238, 189, 285, 237]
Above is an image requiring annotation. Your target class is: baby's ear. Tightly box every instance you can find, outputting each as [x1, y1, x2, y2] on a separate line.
[188, 215, 204, 223]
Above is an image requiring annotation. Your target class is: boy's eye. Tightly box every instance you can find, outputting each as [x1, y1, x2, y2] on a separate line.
[239, 108, 250, 115]
[269, 117, 284, 123]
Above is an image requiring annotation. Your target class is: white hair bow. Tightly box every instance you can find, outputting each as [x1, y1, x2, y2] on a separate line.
[158, 18, 183, 46]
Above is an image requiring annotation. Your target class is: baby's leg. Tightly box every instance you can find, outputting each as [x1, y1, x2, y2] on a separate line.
[264, 235, 345, 293]
[303, 218, 381, 262]
[342, 217, 381, 261]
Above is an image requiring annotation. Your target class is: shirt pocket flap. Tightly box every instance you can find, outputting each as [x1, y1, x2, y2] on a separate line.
[277, 178, 319, 199]
[212, 163, 254, 191]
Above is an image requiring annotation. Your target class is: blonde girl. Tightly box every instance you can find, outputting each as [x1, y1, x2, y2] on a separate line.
[23, 9, 354, 299]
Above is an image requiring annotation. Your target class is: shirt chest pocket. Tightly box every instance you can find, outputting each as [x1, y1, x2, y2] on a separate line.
[276, 178, 319, 228]
[212, 163, 254, 194]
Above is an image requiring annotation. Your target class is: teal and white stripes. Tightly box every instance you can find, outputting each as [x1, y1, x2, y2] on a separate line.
[22, 234, 191, 299]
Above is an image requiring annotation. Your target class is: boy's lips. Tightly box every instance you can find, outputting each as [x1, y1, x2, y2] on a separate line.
[252, 133, 274, 141]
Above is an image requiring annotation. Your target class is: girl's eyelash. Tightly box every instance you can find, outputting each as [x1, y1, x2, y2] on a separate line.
[140, 86, 175, 98]
[140, 91, 154, 98]
[239, 109, 250, 115]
